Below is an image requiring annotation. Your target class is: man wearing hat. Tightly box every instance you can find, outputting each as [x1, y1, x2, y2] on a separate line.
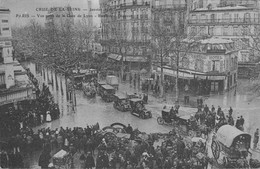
[85, 152, 95, 169]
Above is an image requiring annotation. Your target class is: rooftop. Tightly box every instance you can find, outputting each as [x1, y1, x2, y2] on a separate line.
[192, 5, 254, 12]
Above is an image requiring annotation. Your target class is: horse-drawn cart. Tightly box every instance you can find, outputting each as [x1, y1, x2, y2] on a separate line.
[53, 150, 73, 169]
[211, 125, 251, 168]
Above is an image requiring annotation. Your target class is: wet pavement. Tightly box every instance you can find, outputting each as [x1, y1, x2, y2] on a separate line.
[22, 62, 260, 168]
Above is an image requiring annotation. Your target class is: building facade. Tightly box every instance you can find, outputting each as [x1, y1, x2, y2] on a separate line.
[100, 0, 152, 76]
[156, 38, 238, 95]
[187, 0, 260, 62]
[0, 8, 35, 106]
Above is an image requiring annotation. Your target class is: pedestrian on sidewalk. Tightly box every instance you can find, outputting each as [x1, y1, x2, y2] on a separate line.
[130, 74, 132, 85]
[254, 128, 259, 149]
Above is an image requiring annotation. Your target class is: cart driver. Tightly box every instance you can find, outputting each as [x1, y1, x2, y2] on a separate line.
[189, 115, 197, 129]
[170, 107, 177, 120]
[137, 102, 144, 111]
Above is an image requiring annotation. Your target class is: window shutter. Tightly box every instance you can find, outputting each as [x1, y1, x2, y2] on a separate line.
[220, 60, 224, 72]
[207, 61, 211, 72]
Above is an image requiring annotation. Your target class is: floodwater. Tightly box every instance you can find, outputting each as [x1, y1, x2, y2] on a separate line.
[23, 62, 172, 133]
[22, 62, 260, 168]
[23, 62, 260, 135]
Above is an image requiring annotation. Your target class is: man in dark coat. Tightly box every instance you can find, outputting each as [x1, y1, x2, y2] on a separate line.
[125, 124, 133, 134]
[235, 117, 241, 129]
[38, 149, 51, 169]
[85, 152, 95, 169]
[240, 116, 245, 127]
[204, 104, 209, 114]
[177, 137, 185, 159]
[229, 107, 233, 116]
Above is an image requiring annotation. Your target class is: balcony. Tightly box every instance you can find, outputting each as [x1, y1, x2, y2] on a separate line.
[116, 1, 150, 9]
[0, 86, 35, 106]
[152, 4, 187, 10]
[188, 18, 260, 25]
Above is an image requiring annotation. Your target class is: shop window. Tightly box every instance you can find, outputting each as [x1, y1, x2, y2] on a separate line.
[211, 81, 219, 92]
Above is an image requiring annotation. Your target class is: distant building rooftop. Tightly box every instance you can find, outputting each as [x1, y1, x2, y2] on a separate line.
[192, 5, 254, 12]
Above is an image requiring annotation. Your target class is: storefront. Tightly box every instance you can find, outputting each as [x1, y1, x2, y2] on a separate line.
[155, 66, 232, 95]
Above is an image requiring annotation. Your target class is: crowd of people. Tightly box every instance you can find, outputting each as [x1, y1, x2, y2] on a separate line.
[36, 123, 210, 169]
[1, 102, 259, 169]
[0, 69, 61, 168]
[0, 83, 60, 138]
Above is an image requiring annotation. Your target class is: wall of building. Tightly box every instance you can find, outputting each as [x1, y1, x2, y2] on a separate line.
[187, 5, 259, 62]
[0, 12, 11, 37]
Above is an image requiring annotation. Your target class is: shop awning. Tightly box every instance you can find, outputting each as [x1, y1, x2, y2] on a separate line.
[108, 53, 122, 61]
[123, 56, 147, 62]
[156, 66, 227, 80]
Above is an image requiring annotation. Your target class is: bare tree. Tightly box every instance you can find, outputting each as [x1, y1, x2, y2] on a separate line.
[150, 13, 201, 101]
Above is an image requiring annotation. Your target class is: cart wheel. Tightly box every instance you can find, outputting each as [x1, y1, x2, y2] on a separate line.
[157, 117, 164, 125]
[211, 140, 220, 160]
[223, 157, 228, 167]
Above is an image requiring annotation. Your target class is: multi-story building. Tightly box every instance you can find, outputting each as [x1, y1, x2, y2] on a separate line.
[187, 0, 260, 62]
[100, 0, 152, 77]
[156, 38, 238, 94]
[100, 0, 189, 78]
[0, 7, 35, 106]
[151, 0, 187, 67]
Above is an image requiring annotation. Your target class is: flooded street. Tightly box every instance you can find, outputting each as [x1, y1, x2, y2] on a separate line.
[24, 62, 260, 135]
[22, 62, 260, 169]
[205, 87, 260, 136]
[23, 62, 172, 133]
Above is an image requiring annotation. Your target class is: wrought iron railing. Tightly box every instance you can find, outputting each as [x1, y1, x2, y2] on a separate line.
[152, 4, 187, 9]
[188, 18, 260, 24]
